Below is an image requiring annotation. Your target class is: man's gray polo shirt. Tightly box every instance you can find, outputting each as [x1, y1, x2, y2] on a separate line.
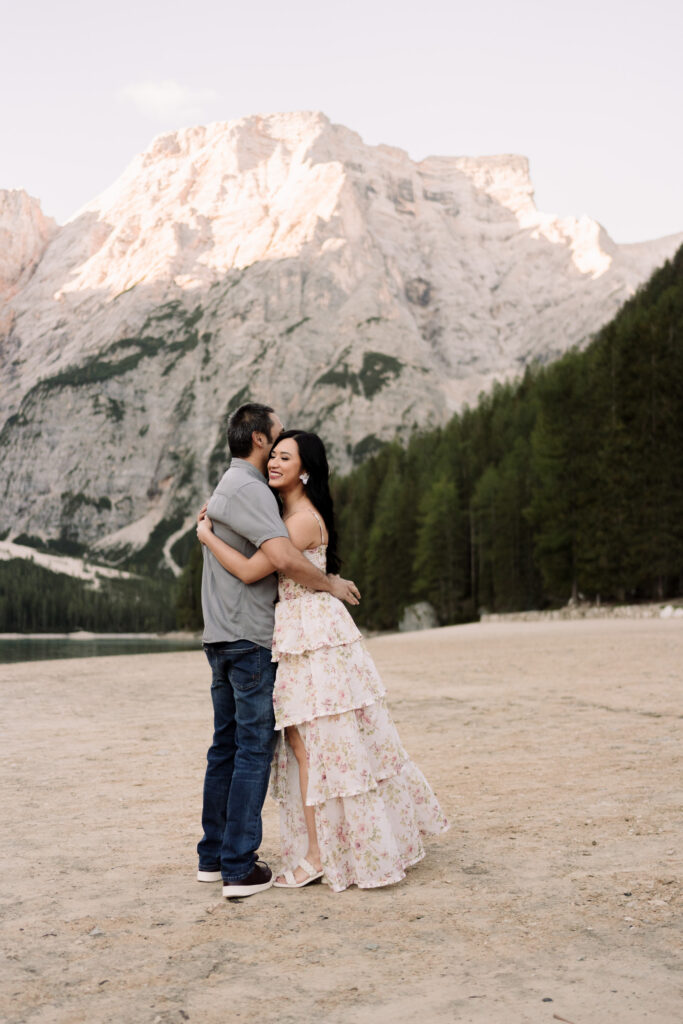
[201, 458, 289, 648]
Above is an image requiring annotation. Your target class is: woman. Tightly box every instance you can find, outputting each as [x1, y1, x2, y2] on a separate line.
[197, 430, 448, 891]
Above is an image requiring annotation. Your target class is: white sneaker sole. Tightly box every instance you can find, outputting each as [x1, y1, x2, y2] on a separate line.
[223, 878, 273, 898]
[197, 870, 222, 882]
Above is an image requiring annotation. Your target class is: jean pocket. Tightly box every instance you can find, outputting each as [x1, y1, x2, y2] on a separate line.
[231, 646, 263, 691]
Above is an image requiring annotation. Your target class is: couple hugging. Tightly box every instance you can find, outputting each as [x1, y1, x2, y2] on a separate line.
[196, 402, 448, 898]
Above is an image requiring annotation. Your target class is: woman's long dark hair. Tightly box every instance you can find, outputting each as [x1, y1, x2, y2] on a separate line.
[270, 429, 341, 574]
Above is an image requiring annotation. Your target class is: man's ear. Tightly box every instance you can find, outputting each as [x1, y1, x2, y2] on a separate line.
[252, 431, 266, 449]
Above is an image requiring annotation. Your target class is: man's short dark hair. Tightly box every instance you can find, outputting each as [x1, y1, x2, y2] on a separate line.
[227, 403, 275, 457]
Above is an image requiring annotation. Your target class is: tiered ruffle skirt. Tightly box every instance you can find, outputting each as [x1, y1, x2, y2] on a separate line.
[270, 583, 449, 892]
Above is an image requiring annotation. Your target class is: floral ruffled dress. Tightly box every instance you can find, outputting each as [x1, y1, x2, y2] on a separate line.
[270, 526, 449, 892]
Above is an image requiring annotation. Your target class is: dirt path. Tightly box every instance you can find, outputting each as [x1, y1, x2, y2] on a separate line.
[1, 618, 681, 1023]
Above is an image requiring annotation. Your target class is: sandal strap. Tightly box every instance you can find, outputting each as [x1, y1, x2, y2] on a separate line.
[283, 869, 296, 885]
[298, 857, 317, 877]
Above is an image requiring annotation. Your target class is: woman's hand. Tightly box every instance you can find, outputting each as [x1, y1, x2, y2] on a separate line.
[197, 513, 213, 545]
[197, 501, 208, 525]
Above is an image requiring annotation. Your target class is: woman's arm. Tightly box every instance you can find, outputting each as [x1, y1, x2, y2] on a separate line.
[197, 513, 276, 583]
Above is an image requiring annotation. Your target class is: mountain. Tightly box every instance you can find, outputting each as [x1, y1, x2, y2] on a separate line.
[0, 190, 56, 332]
[1, 111, 681, 571]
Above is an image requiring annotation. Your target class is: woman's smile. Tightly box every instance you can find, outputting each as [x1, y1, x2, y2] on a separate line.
[268, 437, 303, 489]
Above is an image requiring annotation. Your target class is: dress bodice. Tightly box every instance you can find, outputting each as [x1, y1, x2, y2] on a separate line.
[271, 543, 362, 660]
[278, 545, 327, 601]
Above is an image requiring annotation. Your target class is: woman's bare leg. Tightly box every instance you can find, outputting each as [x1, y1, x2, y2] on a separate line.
[276, 725, 322, 884]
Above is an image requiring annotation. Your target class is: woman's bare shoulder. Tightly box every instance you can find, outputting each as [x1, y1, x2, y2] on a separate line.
[283, 509, 321, 549]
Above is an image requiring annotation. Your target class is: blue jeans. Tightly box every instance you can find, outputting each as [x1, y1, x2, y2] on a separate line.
[197, 640, 277, 881]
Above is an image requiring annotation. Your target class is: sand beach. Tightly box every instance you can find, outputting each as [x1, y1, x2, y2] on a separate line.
[1, 617, 681, 1023]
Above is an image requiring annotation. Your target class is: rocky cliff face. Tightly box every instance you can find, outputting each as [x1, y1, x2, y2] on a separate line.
[0, 190, 57, 332]
[1, 111, 681, 568]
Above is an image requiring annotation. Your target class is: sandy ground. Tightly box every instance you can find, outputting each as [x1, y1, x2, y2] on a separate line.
[1, 618, 681, 1024]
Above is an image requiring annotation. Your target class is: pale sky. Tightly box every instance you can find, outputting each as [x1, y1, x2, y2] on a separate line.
[2, 0, 681, 243]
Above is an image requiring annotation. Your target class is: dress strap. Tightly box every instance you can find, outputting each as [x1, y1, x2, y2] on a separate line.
[308, 509, 326, 545]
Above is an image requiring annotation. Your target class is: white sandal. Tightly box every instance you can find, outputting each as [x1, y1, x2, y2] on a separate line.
[272, 857, 324, 888]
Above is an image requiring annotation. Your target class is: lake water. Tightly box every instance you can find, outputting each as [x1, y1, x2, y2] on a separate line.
[0, 635, 201, 664]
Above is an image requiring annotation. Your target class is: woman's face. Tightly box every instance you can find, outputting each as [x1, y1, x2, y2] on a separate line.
[268, 437, 303, 490]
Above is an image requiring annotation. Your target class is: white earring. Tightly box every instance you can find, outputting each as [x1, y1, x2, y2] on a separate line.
[299, 472, 309, 485]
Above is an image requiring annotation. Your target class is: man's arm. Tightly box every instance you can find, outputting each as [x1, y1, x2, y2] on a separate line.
[197, 509, 275, 582]
[261, 537, 360, 605]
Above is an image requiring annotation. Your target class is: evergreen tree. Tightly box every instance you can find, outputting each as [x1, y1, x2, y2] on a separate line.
[412, 474, 467, 622]
[175, 542, 204, 630]
[473, 461, 524, 612]
[527, 352, 599, 602]
[363, 445, 417, 628]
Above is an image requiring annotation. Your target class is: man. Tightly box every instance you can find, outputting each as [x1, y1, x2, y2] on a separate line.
[196, 402, 360, 899]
